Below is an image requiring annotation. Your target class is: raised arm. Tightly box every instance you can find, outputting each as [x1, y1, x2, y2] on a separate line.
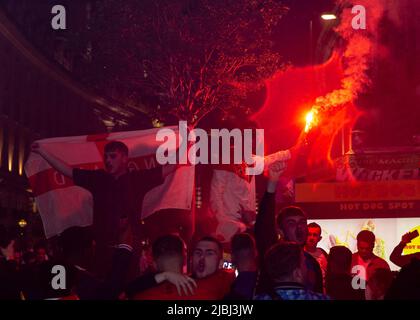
[390, 232, 420, 268]
[31, 142, 73, 178]
[254, 160, 286, 258]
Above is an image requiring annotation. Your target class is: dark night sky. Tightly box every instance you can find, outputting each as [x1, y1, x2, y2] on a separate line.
[1, 0, 419, 147]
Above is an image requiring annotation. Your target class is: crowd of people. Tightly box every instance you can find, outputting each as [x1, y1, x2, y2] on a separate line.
[1, 141, 420, 300]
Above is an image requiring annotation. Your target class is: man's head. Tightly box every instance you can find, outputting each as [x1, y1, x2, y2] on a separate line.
[306, 222, 322, 251]
[356, 230, 375, 261]
[230, 233, 257, 271]
[327, 245, 352, 275]
[152, 234, 186, 273]
[192, 236, 223, 279]
[276, 206, 308, 245]
[34, 243, 47, 264]
[265, 242, 306, 285]
[104, 141, 129, 177]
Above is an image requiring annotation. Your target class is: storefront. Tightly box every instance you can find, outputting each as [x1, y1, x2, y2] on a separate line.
[295, 149, 420, 270]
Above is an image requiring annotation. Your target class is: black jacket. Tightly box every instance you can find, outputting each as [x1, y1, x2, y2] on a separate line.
[254, 192, 323, 294]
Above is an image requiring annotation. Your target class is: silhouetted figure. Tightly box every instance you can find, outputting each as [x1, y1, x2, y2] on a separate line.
[326, 246, 364, 300]
[225, 233, 258, 300]
[385, 259, 420, 300]
[255, 242, 329, 300]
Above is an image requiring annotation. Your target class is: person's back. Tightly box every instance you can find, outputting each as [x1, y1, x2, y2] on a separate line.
[225, 233, 258, 300]
[58, 226, 101, 299]
[133, 268, 235, 300]
[326, 246, 364, 300]
[385, 259, 420, 300]
[365, 268, 394, 300]
[255, 242, 329, 300]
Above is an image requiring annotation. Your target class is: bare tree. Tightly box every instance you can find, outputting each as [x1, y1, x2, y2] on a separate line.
[86, 0, 288, 126]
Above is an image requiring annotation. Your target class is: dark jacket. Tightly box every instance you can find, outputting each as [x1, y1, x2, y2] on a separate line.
[254, 191, 323, 294]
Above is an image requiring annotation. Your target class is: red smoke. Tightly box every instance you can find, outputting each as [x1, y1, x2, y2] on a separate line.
[254, 0, 389, 180]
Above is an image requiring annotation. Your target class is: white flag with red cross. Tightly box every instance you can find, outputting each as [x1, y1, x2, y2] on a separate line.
[24, 127, 194, 238]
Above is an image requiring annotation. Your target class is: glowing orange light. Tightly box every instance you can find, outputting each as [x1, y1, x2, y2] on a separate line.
[18, 135, 25, 176]
[18, 219, 27, 228]
[304, 109, 318, 133]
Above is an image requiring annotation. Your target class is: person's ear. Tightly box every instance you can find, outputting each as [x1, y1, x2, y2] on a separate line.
[319, 235, 322, 241]
[277, 228, 285, 241]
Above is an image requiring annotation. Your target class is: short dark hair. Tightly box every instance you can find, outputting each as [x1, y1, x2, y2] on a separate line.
[195, 236, 223, 255]
[276, 206, 307, 229]
[327, 245, 352, 274]
[308, 222, 322, 234]
[104, 141, 129, 156]
[357, 230, 375, 245]
[265, 242, 302, 282]
[231, 233, 256, 254]
[152, 234, 185, 260]
[308, 222, 321, 229]
[59, 226, 93, 256]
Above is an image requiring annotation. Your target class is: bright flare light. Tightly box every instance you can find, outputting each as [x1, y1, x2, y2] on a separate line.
[304, 110, 318, 133]
[321, 14, 337, 21]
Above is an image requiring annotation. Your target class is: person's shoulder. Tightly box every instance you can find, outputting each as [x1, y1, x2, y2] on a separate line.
[220, 268, 236, 282]
[304, 251, 318, 264]
[197, 269, 236, 293]
[318, 247, 329, 258]
[203, 269, 236, 283]
[372, 255, 390, 268]
[74, 168, 107, 177]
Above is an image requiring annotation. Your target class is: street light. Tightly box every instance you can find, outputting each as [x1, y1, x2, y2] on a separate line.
[321, 14, 337, 21]
[18, 219, 27, 228]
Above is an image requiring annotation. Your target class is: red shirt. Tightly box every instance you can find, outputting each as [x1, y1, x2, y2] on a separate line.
[133, 270, 235, 300]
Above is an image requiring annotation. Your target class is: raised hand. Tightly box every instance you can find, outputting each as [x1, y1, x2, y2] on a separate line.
[267, 160, 287, 183]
